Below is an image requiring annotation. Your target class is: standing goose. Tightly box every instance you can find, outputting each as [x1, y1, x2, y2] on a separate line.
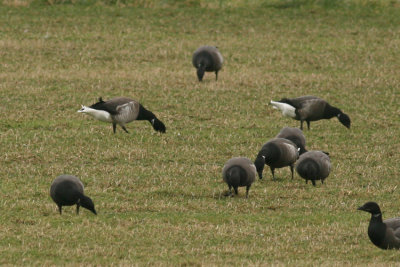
[276, 127, 307, 155]
[78, 97, 166, 134]
[222, 157, 257, 198]
[254, 138, 299, 180]
[192, 46, 223, 81]
[50, 175, 97, 215]
[295, 151, 330, 186]
[358, 202, 400, 249]
[270, 96, 351, 130]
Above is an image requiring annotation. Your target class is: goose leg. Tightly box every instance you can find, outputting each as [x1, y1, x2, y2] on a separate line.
[290, 165, 294, 179]
[246, 185, 251, 198]
[58, 205, 62, 215]
[311, 180, 316, 186]
[300, 120, 304, 130]
[270, 167, 275, 180]
[76, 204, 80, 214]
[121, 125, 129, 133]
[215, 71, 219, 81]
[112, 123, 117, 133]
[306, 121, 310, 130]
[234, 187, 239, 195]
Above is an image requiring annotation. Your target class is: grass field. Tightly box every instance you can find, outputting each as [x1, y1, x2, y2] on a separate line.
[1, 0, 399, 265]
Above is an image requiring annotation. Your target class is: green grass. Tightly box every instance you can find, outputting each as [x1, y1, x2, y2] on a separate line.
[0, 0, 399, 265]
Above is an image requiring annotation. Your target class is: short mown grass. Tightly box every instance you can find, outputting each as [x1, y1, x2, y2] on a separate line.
[0, 1, 399, 265]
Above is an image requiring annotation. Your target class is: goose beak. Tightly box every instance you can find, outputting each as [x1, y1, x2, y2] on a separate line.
[357, 206, 365, 211]
[77, 105, 84, 113]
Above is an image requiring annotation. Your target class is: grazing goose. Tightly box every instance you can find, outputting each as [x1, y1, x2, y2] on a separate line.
[295, 151, 330, 186]
[270, 96, 351, 130]
[192, 46, 223, 81]
[50, 175, 97, 215]
[358, 202, 400, 249]
[222, 157, 257, 198]
[78, 97, 166, 134]
[276, 127, 307, 155]
[254, 138, 299, 180]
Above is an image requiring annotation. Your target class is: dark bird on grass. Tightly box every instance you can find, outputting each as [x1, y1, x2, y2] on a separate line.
[222, 157, 257, 198]
[270, 96, 351, 130]
[276, 127, 307, 155]
[192, 46, 223, 81]
[254, 138, 299, 180]
[50, 175, 97, 215]
[295, 151, 330, 186]
[78, 97, 166, 134]
[358, 202, 400, 249]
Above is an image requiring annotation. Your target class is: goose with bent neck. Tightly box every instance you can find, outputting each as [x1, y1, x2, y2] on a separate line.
[270, 95, 351, 130]
[192, 46, 223, 81]
[50, 175, 97, 215]
[78, 97, 166, 134]
[254, 138, 299, 180]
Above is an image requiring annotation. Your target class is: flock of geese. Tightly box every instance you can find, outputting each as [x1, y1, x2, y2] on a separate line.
[49, 45, 400, 250]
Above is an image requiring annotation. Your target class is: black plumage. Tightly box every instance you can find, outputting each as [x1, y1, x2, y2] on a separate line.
[254, 138, 299, 180]
[295, 151, 331, 186]
[222, 157, 257, 198]
[358, 202, 400, 249]
[272, 95, 351, 130]
[276, 127, 307, 155]
[50, 175, 97, 215]
[192, 46, 223, 81]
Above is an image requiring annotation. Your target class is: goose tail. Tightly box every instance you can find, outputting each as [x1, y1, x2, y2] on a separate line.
[270, 100, 296, 118]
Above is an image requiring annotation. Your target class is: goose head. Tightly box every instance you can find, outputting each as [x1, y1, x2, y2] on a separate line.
[197, 64, 206, 82]
[338, 113, 351, 129]
[254, 155, 265, 179]
[358, 201, 381, 215]
[80, 195, 97, 215]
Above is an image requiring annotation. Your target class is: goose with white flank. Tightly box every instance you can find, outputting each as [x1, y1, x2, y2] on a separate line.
[295, 151, 330, 186]
[358, 202, 400, 249]
[254, 138, 299, 180]
[50, 175, 97, 215]
[78, 97, 166, 134]
[270, 96, 351, 130]
[222, 157, 257, 198]
[192, 46, 223, 81]
[276, 127, 307, 155]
